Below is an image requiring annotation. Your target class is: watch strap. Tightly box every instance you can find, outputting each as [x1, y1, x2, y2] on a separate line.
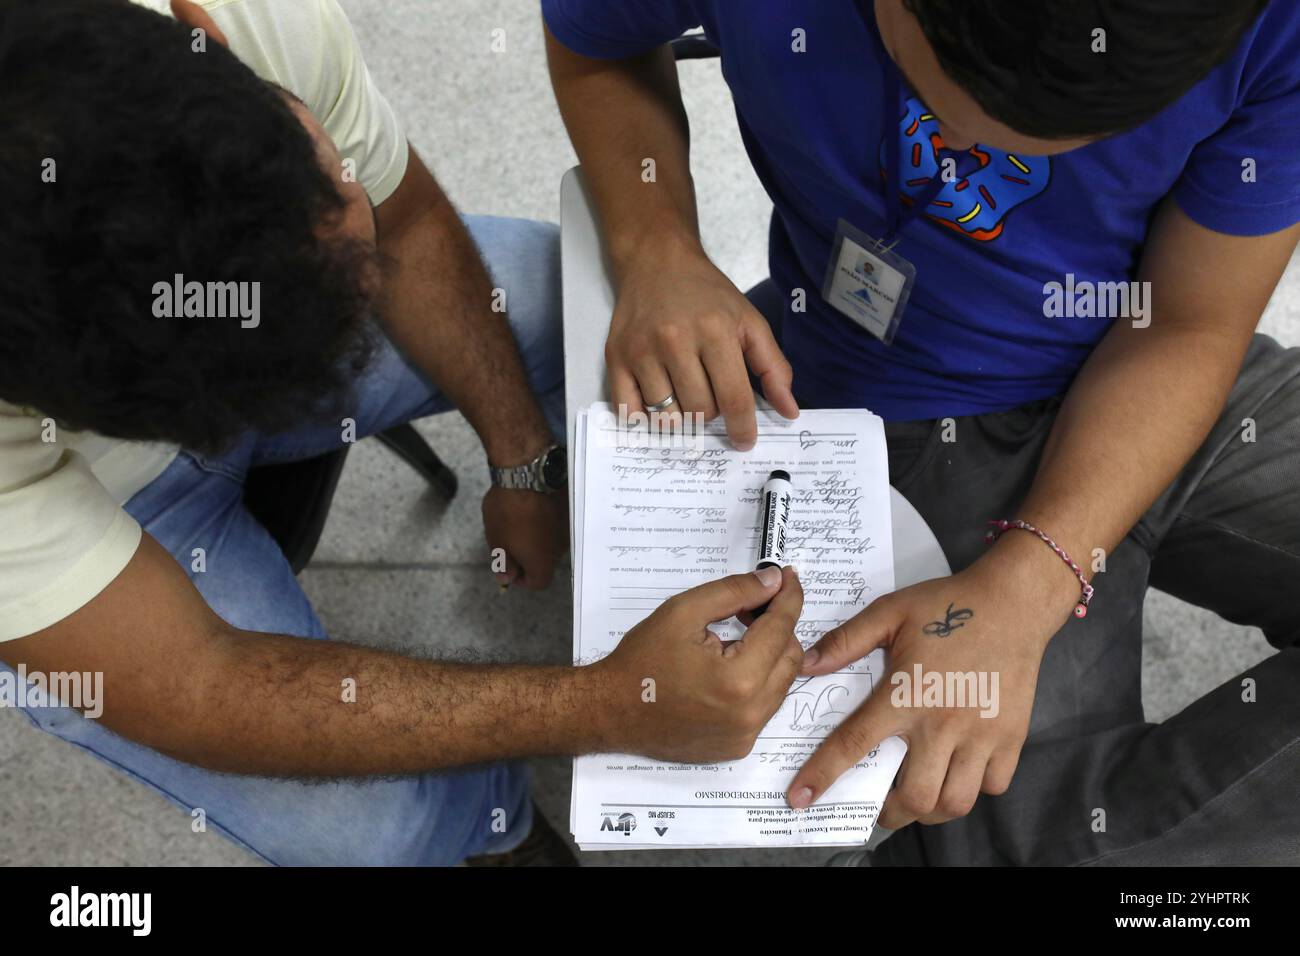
[490, 461, 538, 491]
[489, 443, 562, 493]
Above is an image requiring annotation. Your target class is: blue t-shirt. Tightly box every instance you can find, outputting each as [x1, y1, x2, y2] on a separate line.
[543, 0, 1300, 420]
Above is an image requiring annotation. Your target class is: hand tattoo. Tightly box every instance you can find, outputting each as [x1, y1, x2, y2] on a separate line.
[922, 602, 974, 638]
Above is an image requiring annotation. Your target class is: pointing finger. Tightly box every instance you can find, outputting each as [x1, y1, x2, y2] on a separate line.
[803, 597, 901, 675]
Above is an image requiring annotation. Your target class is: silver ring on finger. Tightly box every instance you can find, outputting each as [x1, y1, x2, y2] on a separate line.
[645, 393, 676, 414]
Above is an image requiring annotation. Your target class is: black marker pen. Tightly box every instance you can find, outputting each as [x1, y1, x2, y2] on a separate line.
[753, 469, 793, 616]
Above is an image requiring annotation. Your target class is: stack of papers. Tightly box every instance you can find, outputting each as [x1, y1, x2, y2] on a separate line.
[570, 403, 906, 850]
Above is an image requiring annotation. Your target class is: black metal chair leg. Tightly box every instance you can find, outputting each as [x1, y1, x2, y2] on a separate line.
[376, 423, 458, 499]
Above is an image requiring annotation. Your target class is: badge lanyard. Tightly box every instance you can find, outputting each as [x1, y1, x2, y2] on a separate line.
[820, 2, 978, 344]
[865, 2, 977, 249]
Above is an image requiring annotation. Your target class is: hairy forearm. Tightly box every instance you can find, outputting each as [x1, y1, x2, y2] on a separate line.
[544, 26, 702, 278]
[378, 162, 550, 464]
[137, 629, 607, 776]
[5, 538, 610, 777]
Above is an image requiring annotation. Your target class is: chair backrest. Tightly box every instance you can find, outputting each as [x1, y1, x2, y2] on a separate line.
[670, 33, 720, 60]
[242, 449, 349, 574]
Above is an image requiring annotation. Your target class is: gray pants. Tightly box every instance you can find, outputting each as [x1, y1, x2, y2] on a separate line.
[859, 333, 1300, 865]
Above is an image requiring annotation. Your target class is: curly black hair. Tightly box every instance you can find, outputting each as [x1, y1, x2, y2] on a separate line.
[902, 0, 1270, 138]
[0, 0, 379, 454]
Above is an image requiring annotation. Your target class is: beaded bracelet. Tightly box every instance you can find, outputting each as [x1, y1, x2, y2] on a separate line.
[984, 518, 1095, 619]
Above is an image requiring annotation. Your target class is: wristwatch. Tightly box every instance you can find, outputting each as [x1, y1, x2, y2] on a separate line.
[489, 443, 567, 494]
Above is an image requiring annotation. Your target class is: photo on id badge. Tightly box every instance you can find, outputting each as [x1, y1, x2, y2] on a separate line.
[822, 218, 915, 345]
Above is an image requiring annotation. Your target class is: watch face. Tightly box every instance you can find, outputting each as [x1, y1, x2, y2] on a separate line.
[541, 446, 568, 489]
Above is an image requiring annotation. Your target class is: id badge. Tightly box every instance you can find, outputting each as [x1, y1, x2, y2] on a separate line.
[821, 218, 916, 345]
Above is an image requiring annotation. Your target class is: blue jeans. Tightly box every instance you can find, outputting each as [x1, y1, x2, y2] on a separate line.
[9, 215, 565, 865]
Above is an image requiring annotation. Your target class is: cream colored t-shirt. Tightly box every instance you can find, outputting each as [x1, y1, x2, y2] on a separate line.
[0, 0, 408, 642]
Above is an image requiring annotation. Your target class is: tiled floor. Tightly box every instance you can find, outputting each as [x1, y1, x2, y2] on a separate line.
[0, 0, 1291, 866]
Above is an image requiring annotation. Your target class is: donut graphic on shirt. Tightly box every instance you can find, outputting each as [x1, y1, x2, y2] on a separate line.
[880, 96, 1052, 242]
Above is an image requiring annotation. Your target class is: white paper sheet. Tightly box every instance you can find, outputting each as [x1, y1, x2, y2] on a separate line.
[571, 403, 906, 849]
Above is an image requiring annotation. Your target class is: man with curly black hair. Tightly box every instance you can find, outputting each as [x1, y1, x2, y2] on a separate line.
[0, 0, 812, 865]
[546, 0, 1300, 865]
